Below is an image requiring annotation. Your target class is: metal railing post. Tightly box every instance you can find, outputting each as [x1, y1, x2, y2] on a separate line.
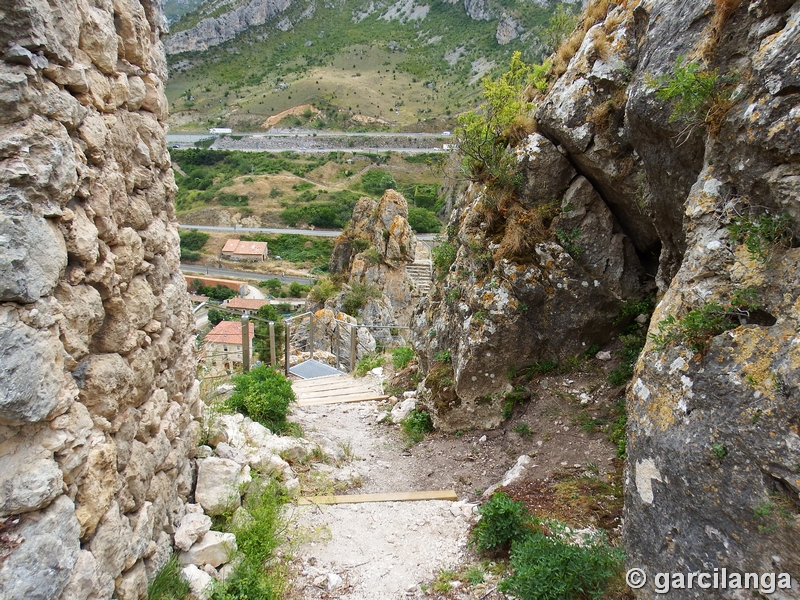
[350, 325, 357, 373]
[284, 319, 290, 377]
[309, 313, 315, 360]
[241, 313, 250, 372]
[334, 321, 340, 370]
[269, 322, 276, 366]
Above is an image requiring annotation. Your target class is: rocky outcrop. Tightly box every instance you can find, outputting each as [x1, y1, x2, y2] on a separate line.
[165, 0, 294, 54]
[326, 190, 423, 332]
[410, 131, 646, 431]
[0, 0, 200, 598]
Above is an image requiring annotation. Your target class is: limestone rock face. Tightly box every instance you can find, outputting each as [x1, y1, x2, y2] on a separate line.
[326, 190, 422, 330]
[510, 0, 800, 594]
[411, 133, 646, 430]
[165, 0, 294, 54]
[620, 0, 800, 587]
[0, 0, 199, 597]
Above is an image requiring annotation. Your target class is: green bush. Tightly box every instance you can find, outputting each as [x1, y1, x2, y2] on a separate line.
[432, 239, 458, 279]
[225, 366, 295, 433]
[499, 521, 624, 600]
[209, 480, 287, 600]
[471, 492, 532, 554]
[147, 554, 190, 600]
[361, 170, 397, 195]
[647, 56, 719, 123]
[401, 409, 433, 444]
[179, 229, 210, 251]
[309, 277, 341, 303]
[180, 249, 201, 262]
[392, 346, 415, 369]
[455, 52, 535, 186]
[259, 279, 283, 295]
[728, 212, 794, 263]
[356, 353, 385, 377]
[341, 283, 382, 316]
[649, 289, 761, 354]
[407, 207, 442, 233]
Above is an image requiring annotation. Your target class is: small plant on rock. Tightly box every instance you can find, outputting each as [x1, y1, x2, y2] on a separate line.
[391, 346, 415, 369]
[402, 409, 433, 444]
[147, 554, 190, 600]
[728, 212, 794, 264]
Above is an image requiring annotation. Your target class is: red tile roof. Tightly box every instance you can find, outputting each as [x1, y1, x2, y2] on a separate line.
[205, 321, 254, 345]
[222, 239, 268, 257]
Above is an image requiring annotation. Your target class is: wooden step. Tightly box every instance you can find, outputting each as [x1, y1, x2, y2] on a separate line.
[297, 394, 388, 406]
[297, 490, 458, 505]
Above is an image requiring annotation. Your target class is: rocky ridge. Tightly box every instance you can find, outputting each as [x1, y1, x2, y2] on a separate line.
[412, 0, 800, 595]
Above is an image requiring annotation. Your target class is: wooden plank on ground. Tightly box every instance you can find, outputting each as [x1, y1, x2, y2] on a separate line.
[297, 490, 459, 505]
[297, 386, 378, 399]
[297, 394, 388, 406]
[291, 375, 349, 389]
[294, 382, 365, 395]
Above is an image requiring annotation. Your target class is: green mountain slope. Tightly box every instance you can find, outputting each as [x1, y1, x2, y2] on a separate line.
[165, 0, 579, 131]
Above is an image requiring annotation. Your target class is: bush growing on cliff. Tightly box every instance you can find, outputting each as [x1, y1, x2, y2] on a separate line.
[455, 52, 538, 187]
[728, 212, 794, 264]
[650, 288, 762, 353]
[226, 366, 295, 433]
[341, 283, 382, 315]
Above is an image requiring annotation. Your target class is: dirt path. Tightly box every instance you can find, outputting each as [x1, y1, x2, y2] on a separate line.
[284, 361, 624, 599]
[285, 387, 480, 599]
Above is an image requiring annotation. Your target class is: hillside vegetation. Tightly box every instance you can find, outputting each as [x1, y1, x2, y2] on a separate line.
[165, 0, 579, 131]
[172, 148, 445, 232]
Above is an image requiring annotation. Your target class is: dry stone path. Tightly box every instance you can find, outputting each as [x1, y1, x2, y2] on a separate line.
[285, 374, 481, 599]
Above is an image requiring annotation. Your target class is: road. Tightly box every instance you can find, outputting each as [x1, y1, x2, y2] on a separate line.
[180, 263, 316, 286]
[178, 223, 438, 242]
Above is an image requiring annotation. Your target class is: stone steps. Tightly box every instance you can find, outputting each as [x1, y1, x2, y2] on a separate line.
[407, 261, 433, 294]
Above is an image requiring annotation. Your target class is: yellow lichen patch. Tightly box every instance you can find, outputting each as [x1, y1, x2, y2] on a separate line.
[482, 292, 495, 304]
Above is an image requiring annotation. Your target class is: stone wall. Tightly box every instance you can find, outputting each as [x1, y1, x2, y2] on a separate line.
[0, 1, 201, 598]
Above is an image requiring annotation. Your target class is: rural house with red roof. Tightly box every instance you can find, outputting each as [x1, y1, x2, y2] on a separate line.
[202, 320, 255, 372]
[221, 239, 268, 261]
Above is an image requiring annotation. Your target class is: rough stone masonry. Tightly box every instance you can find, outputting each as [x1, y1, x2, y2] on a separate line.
[0, 0, 201, 598]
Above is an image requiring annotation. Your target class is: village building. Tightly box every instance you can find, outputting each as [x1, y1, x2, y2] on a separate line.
[202, 320, 254, 371]
[221, 239, 268, 261]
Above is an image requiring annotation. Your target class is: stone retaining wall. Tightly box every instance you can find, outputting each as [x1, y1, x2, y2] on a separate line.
[0, 1, 200, 598]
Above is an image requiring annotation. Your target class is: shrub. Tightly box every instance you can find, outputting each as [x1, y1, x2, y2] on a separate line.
[728, 212, 794, 263]
[179, 229, 210, 251]
[361, 170, 396, 195]
[288, 281, 308, 296]
[392, 346, 415, 369]
[225, 366, 295, 433]
[455, 52, 536, 187]
[471, 492, 532, 554]
[650, 288, 763, 354]
[499, 521, 624, 600]
[260, 279, 283, 295]
[309, 277, 341, 303]
[341, 283, 382, 316]
[356, 353, 385, 377]
[147, 554, 190, 600]
[407, 207, 442, 233]
[432, 239, 457, 279]
[210, 480, 288, 600]
[180, 249, 201, 262]
[401, 409, 433, 444]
